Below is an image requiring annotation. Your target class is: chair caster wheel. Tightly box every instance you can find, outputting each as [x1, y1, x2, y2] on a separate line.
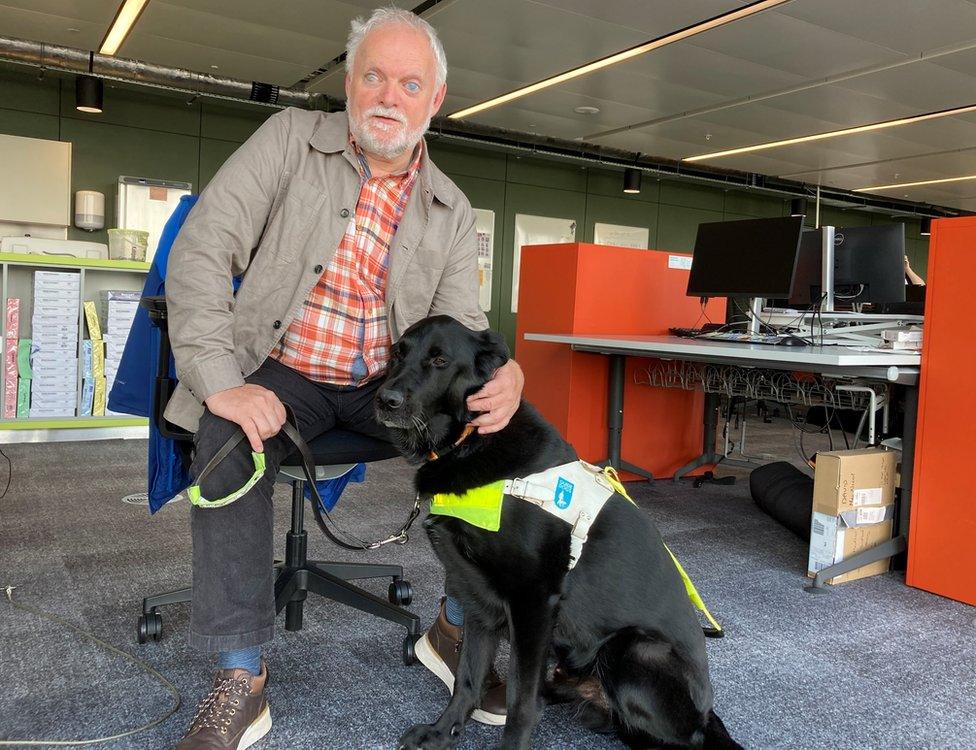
[402, 634, 417, 665]
[138, 611, 162, 644]
[389, 579, 413, 606]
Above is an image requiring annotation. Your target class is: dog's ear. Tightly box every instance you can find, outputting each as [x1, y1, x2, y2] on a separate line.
[474, 328, 510, 381]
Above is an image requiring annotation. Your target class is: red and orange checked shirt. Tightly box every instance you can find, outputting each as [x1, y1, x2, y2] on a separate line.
[272, 139, 423, 385]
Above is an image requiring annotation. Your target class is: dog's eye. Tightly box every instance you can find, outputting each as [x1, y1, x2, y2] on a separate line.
[431, 356, 449, 368]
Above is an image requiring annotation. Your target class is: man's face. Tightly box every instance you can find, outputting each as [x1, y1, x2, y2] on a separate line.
[345, 24, 446, 161]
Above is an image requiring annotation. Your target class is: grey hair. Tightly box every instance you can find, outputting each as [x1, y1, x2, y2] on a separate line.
[346, 6, 447, 87]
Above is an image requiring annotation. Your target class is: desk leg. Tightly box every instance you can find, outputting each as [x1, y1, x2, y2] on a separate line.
[601, 353, 653, 481]
[674, 393, 725, 482]
[893, 383, 918, 571]
[807, 535, 907, 591]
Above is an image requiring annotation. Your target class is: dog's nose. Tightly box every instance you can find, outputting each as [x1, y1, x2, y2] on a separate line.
[378, 388, 405, 410]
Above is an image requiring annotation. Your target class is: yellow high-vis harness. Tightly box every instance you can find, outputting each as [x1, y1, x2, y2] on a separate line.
[430, 460, 723, 636]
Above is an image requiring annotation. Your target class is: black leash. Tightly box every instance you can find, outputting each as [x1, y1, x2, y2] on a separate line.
[195, 407, 422, 551]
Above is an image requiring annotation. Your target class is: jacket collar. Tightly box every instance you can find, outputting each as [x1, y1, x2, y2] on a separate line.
[309, 110, 455, 209]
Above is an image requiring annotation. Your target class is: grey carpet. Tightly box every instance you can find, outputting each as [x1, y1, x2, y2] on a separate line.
[0, 422, 974, 749]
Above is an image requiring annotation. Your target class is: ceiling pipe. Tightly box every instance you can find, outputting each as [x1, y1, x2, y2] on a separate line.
[0, 35, 336, 110]
[0, 34, 959, 220]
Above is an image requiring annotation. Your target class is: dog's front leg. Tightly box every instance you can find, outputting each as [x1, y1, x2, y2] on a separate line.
[399, 616, 499, 750]
[497, 602, 556, 750]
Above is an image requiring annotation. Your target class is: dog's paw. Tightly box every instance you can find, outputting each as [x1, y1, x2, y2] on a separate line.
[398, 723, 461, 750]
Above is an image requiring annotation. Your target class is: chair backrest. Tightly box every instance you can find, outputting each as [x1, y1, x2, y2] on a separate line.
[140, 295, 193, 442]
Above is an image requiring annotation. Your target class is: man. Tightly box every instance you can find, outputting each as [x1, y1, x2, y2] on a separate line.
[167, 8, 519, 748]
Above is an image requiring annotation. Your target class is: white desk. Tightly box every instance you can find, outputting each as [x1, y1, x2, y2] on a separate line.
[524, 332, 920, 589]
[524, 333, 921, 379]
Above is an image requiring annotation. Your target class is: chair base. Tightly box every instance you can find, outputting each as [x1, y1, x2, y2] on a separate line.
[138, 560, 420, 659]
[137, 481, 421, 663]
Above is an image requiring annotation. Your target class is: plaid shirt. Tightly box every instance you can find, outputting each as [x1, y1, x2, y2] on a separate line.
[272, 139, 423, 385]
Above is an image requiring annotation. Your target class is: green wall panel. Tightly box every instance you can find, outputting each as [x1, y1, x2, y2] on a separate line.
[60, 84, 200, 136]
[659, 180, 725, 211]
[199, 137, 243, 191]
[819, 206, 872, 228]
[0, 69, 61, 114]
[585, 169, 660, 203]
[201, 102, 270, 143]
[0, 108, 59, 140]
[657, 205, 724, 252]
[582, 194, 659, 247]
[62, 118, 198, 243]
[505, 155, 588, 192]
[723, 191, 785, 217]
[429, 141, 507, 181]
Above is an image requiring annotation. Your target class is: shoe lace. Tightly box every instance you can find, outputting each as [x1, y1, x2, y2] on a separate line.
[186, 674, 252, 736]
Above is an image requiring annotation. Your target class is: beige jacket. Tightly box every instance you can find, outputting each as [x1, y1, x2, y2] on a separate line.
[165, 108, 487, 432]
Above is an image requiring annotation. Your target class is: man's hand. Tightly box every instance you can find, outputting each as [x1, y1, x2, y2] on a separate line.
[466, 359, 524, 435]
[205, 384, 287, 452]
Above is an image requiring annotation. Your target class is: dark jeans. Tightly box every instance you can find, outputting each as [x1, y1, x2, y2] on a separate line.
[187, 357, 391, 653]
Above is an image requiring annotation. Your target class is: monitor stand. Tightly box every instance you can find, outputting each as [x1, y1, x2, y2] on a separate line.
[747, 297, 765, 335]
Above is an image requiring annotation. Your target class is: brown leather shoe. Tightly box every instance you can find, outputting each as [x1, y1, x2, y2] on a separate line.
[415, 599, 507, 725]
[175, 663, 271, 749]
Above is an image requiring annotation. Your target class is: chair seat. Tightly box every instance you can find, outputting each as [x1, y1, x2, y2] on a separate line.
[282, 428, 400, 468]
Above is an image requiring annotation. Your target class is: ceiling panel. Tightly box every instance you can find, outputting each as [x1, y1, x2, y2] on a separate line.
[0, 0, 117, 50]
[779, 0, 976, 56]
[684, 9, 908, 78]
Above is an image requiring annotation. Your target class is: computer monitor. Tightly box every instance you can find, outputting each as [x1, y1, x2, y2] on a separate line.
[836, 224, 906, 304]
[789, 224, 907, 306]
[686, 216, 804, 298]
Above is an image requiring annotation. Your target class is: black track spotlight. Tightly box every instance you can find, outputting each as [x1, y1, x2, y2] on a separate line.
[790, 197, 807, 217]
[920, 217, 932, 236]
[76, 74, 103, 114]
[623, 167, 641, 194]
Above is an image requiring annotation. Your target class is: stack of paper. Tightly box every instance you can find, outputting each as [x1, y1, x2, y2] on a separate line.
[98, 290, 140, 416]
[30, 271, 79, 418]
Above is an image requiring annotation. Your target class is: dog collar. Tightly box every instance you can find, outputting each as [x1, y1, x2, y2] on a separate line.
[427, 424, 475, 462]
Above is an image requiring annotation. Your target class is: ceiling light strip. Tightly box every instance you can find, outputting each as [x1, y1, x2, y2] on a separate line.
[684, 102, 976, 162]
[854, 174, 976, 192]
[99, 0, 150, 57]
[446, 0, 790, 120]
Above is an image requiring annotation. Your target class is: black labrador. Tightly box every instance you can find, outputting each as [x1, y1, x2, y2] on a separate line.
[376, 315, 741, 750]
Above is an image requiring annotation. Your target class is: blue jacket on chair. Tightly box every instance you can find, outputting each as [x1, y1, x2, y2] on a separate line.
[109, 195, 197, 513]
[109, 195, 366, 514]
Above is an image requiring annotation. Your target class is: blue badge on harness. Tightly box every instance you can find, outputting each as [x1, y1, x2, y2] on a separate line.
[554, 477, 574, 509]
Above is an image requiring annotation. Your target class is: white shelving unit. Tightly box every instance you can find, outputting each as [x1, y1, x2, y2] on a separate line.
[0, 252, 150, 443]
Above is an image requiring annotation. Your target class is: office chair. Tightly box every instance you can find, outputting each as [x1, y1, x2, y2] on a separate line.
[135, 296, 421, 664]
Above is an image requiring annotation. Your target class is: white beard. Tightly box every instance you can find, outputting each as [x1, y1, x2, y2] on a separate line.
[349, 105, 431, 160]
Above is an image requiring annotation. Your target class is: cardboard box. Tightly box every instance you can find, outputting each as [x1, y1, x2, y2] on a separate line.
[808, 449, 898, 584]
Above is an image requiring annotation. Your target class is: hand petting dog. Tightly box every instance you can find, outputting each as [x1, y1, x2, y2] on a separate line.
[466, 359, 525, 434]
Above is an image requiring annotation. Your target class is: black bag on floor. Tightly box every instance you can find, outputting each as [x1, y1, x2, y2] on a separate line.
[749, 462, 814, 541]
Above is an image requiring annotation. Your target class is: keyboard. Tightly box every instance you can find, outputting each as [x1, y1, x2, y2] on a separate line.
[668, 324, 724, 338]
[697, 331, 788, 345]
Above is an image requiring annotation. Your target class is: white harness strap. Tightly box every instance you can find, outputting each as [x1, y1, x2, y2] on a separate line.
[503, 461, 615, 569]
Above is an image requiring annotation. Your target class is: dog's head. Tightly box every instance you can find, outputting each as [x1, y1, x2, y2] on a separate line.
[375, 315, 509, 462]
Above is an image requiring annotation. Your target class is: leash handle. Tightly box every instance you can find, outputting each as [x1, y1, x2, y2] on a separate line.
[189, 405, 421, 551]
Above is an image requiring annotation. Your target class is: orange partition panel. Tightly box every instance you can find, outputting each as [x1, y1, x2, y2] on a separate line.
[906, 217, 976, 606]
[515, 243, 724, 478]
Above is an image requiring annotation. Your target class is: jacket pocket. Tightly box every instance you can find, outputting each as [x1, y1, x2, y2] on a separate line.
[261, 174, 325, 264]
